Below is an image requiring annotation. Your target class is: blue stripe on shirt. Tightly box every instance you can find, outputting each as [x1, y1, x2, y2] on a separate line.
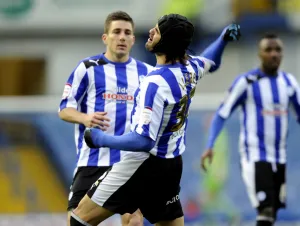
[77, 94, 88, 163]
[217, 75, 247, 117]
[156, 70, 182, 158]
[76, 74, 89, 162]
[191, 57, 205, 72]
[189, 60, 200, 81]
[252, 81, 266, 161]
[88, 65, 106, 166]
[136, 60, 149, 77]
[75, 74, 89, 101]
[131, 88, 140, 126]
[60, 72, 75, 110]
[172, 65, 193, 157]
[60, 71, 88, 110]
[141, 82, 159, 138]
[110, 66, 128, 165]
[241, 103, 249, 161]
[269, 77, 281, 162]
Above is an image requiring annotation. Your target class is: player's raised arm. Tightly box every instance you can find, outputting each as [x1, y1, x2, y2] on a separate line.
[191, 24, 241, 75]
[286, 74, 300, 123]
[134, 75, 165, 141]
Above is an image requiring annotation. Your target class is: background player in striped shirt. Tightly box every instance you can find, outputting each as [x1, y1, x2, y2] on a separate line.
[69, 14, 241, 226]
[58, 11, 153, 226]
[201, 34, 300, 226]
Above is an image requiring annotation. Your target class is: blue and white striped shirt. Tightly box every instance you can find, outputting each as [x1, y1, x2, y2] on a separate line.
[59, 54, 153, 167]
[218, 68, 300, 163]
[131, 56, 213, 158]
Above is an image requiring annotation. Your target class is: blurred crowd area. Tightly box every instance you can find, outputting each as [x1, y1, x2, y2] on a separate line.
[1, 0, 300, 97]
[1, 1, 300, 225]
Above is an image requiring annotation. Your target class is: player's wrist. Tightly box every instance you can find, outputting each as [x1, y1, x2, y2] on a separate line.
[205, 144, 214, 150]
[79, 113, 89, 125]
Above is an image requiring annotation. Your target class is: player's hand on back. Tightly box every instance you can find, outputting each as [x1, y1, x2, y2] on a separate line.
[82, 112, 110, 131]
[222, 23, 241, 42]
[200, 149, 214, 172]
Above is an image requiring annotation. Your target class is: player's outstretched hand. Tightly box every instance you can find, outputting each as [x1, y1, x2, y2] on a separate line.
[222, 23, 241, 41]
[84, 127, 104, 148]
[201, 149, 214, 172]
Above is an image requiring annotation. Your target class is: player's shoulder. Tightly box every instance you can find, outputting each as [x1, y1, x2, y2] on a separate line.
[148, 67, 166, 75]
[145, 66, 183, 88]
[187, 55, 213, 68]
[143, 67, 168, 84]
[148, 67, 173, 78]
[226, 68, 259, 90]
[69, 54, 106, 79]
[132, 58, 154, 71]
[80, 54, 108, 69]
[280, 70, 299, 86]
[188, 55, 205, 64]
[236, 68, 262, 84]
[281, 70, 296, 79]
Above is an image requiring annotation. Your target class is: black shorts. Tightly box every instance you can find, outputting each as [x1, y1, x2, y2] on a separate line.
[67, 166, 111, 211]
[241, 161, 286, 211]
[87, 154, 183, 224]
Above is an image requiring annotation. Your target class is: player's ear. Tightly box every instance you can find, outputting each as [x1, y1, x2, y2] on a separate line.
[102, 34, 107, 45]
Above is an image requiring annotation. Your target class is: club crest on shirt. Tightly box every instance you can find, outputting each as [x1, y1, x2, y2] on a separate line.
[141, 107, 152, 125]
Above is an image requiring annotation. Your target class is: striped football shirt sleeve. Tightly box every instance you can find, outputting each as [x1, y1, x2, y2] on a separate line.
[135, 75, 165, 141]
[59, 62, 89, 111]
[218, 75, 248, 119]
[189, 55, 215, 78]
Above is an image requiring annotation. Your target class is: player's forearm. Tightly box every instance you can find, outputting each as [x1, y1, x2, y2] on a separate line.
[205, 113, 226, 149]
[92, 130, 155, 152]
[58, 107, 86, 124]
[200, 35, 227, 73]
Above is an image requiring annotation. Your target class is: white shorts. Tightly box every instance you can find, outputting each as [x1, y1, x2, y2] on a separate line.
[240, 160, 286, 210]
[87, 153, 184, 224]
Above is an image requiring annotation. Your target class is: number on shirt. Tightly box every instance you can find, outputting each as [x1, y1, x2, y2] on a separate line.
[171, 87, 196, 132]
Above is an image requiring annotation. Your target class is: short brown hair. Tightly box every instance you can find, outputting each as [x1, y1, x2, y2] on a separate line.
[104, 11, 134, 33]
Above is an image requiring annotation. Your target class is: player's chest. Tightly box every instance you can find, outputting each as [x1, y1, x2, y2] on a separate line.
[91, 66, 140, 102]
[249, 77, 290, 110]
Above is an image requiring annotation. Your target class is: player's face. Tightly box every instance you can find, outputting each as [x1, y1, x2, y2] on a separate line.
[102, 20, 135, 59]
[259, 38, 283, 72]
[145, 24, 161, 51]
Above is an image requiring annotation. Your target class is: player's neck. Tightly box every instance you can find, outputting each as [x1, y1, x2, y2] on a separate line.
[104, 51, 129, 63]
[156, 55, 171, 65]
[260, 67, 278, 76]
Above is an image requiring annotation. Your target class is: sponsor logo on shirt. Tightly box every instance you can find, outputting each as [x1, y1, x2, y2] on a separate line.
[261, 104, 287, 116]
[102, 87, 135, 103]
